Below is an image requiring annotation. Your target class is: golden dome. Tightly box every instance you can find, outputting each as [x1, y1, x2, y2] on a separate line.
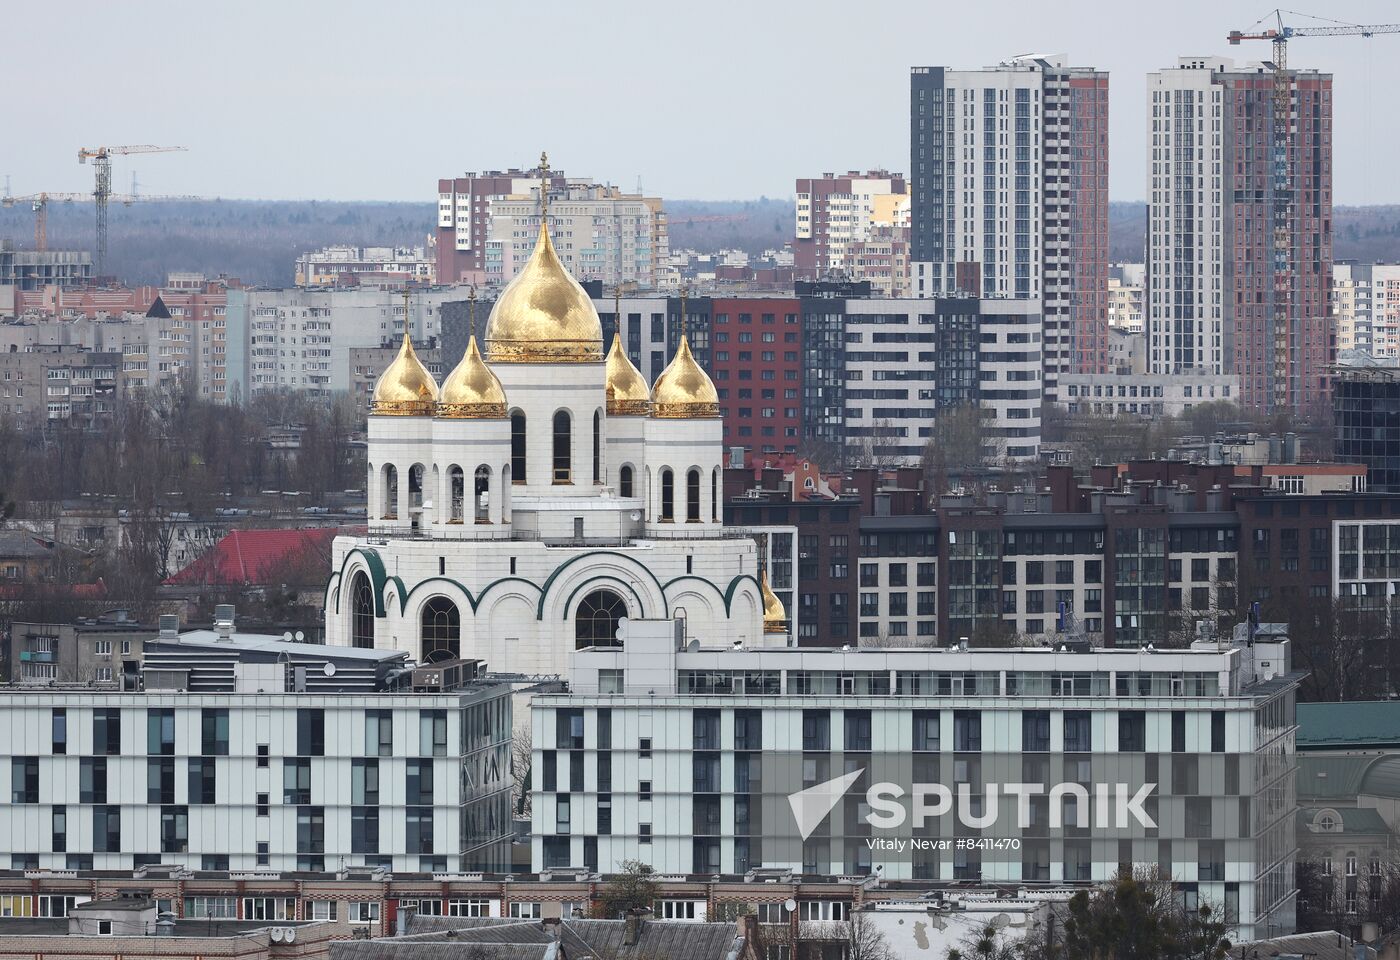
[605, 333, 651, 416]
[760, 569, 787, 634]
[484, 221, 603, 363]
[651, 334, 719, 418]
[438, 336, 508, 418]
[371, 331, 438, 416]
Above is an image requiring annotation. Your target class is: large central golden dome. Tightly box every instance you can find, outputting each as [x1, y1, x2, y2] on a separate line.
[371, 331, 438, 416]
[651, 334, 719, 418]
[761, 569, 787, 634]
[484, 221, 603, 363]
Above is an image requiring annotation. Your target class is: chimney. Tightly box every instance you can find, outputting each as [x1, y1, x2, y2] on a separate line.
[213, 604, 235, 641]
[158, 615, 180, 640]
[624, 907, 650, 946]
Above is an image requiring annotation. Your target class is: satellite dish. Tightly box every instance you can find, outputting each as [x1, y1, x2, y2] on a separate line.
[784, 898, 798, 913]
[270, 929, 285, 943]
[284, 929, 297, 943]
[281, 632, 293, 642]
[629, 510, 641, 521]
[295, 631, 305, 642]
[323, 662, 336, 677]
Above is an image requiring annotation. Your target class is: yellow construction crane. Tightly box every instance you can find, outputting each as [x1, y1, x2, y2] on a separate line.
[77, 144, 187, 274]
[3, 189, 208, 257]
[1227, 11, 1400, 411]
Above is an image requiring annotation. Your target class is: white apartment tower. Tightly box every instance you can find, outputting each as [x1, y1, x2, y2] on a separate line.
[910, 57, 1110, 399]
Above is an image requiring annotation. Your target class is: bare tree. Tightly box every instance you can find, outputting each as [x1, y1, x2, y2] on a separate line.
[511, 728, 533, 818]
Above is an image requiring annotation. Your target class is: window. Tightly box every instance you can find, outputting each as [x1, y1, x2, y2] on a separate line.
[201, 709, 229, 756]
[147, 708, 175, 755]
[93, 709, 121, 755]
[592, 410, 601, 485]
[161, 806, 189, 853]
[660, 469, 675, 521]
[297, 807, 325, 855]
[148, 758, 176, 803]
[552, 410, 572, 482]
[406, 808, 433, 854]
[51, 710, 66, 755]
[351, 572, 375, 648]
[350, 902, 380, 922]
[353, 759, 380, 804]
[79, 758, 107, 804]
[575, 589, 626, 649]
[284, 758, 311, 804]
[407, 759, 434, 805]
[297, 709, 325, 756]
[620, 464, 634, 498]
[421, 710, 448, 756]
[366, 710, 393, 756]
[686, 469, 701, 522]
[11, 758, 37, 804]
[511, 411, 527, 483]
[421, 597, 460, 661]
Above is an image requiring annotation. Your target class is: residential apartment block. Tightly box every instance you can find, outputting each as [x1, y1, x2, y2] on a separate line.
[532, 618, 1300, 940]
[436, 168, 669, 289]
[1333, 262, 1400, 359]
[911, 57, 1109, 398]
[794, 171, 909, 294]
[0, 344, 119, 427]
[1146, 57, 1333, 413]
[295, 245, 435, 287]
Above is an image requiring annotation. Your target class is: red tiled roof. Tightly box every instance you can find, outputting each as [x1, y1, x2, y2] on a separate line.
[164, 527, 343, 586]
[0, 580, 107, 600]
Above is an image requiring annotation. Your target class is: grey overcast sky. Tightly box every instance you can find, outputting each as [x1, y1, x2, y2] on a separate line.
[8, 0, 1400, 204]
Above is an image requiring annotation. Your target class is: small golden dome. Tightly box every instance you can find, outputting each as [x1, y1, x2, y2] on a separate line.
[484, 221, 603, 363]
[605, 333, 651, 416]
[438, 336, 507, 418]
[651, 334, 719, 418]
[760, 569, 787, 635]
[371, 331, 438, 416]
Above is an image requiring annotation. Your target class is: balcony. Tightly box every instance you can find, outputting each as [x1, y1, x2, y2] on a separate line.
[19, 651, 55, 663]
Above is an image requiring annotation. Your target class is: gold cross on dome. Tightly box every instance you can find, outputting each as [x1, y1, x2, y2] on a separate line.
[539, 151, 550, 219]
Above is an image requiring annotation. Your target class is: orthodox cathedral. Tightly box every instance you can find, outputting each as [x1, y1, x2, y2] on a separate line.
[322, 204, 787, 674]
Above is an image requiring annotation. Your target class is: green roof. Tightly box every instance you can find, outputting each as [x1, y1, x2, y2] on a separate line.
[1298, 701, 1400, 749]
[1298, 806, 1393, 836]
[1298, 755, 1373, 799]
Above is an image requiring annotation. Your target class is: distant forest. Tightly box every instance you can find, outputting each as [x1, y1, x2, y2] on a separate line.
[2, 197, 1399, 288]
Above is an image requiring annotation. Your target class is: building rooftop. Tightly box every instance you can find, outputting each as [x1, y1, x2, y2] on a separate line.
[332, 916, 744, 960]
[1298, 701, 1400, 750]
[164, 527, 341, 586]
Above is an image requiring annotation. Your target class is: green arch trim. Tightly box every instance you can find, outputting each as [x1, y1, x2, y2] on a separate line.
[332, 548, 392, 618]
[561, 575, 648, 624]
[661, 575, 729, 613]
[396, 575, 543, 616]
[723, 573, 761, 613]
[535, 551, 666, 619]
[327, 571, 342, 612]
[473, 577, 544, 617]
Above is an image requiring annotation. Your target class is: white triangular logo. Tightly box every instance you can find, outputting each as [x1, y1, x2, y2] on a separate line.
[787, 768, 864, 841]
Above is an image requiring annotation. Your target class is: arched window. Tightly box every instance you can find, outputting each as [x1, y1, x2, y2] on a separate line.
[711, 467, 719, 522]
[592, 409, 602, 485]
[382, 464, 399, 520]
[620, 464, 634, 499]
[553, 410, 572, 483]
[474, 465, 491, 522]
[351, 572, 374, 648]
[449, 466, 465, 523]
[575, 589, 627, 649]
[686, 468, 701, 522]
[421, 597, 460, 662]
[510, 411, 527, 484]
[660, 469, 674, 522]
[409, 464, 425, 509]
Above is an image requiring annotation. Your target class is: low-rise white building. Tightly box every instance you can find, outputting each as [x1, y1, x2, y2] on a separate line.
[531, 618, 1301, 941]
[0, 623, 513, 875]
[1061, 372, 1240, 418]
[296, 245, 436, 287]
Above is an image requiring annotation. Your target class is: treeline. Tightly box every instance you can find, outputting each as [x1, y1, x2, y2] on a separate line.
[0, 200, 433, 287]
[0, 381, 363, 512]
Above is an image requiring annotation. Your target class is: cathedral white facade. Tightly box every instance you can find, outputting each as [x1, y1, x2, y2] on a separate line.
[323, 217, 787, 674]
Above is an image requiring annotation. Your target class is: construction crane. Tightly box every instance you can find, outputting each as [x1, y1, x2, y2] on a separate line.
[3, 190, 206, 255]
[77, 145, 187, 275]
[1227, 12, 1400, 411]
